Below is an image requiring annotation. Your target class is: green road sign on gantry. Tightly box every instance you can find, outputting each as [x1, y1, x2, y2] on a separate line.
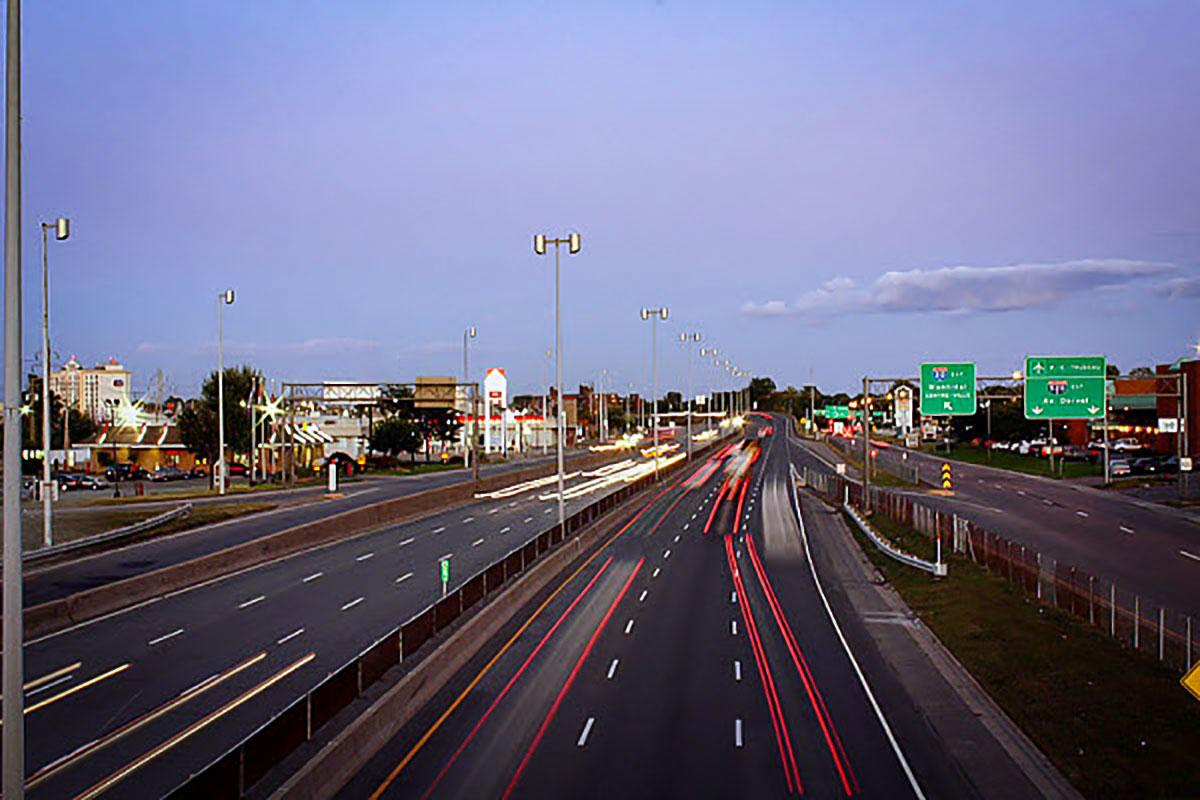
[920, 362, 977, 416]
[1024, 356, 1106, 420]
[823, 405, 851, 420]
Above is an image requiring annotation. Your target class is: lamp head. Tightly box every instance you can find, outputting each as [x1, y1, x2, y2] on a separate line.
[467, 326, 477, 338]
[533, 234, 547, 255]
[660, 307, 669, 320]
[640, 308, 650, 320]
[222, 289, 235, 305]
[568, 232, 581, 254]
[55, 218, 70, 241]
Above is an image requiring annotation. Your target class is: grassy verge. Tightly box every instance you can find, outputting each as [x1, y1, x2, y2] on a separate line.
[844, 508, 1200, 798]
[837, 448, 918, 488]
[24, 502, 277, 553]
[920, 443, 1102, 480]
[371, 462, 461, 476]
[86, 478, 325, 505]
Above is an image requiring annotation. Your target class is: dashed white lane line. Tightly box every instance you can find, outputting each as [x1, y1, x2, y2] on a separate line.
[734, 660, 742, 681]
[624, 620, 635, 635]
[1120, 525, 1135, 535]
[731, 620, 738, 636]
[341, 597, 365, 611]
[433, 526, 446, 534]
[638, 590, 648, 603]
[472, 538, 485, 548]
[500, 526, 511, 534]
[607, 659, 620, 679]
[399, 537, 415, 547]
[237, 595, 265, 610]
[731, 591, 737, 604]
[544, 508, 553, 514]
[277, 628, 304, 645]
[691, 513, 698, 520]
[664, 549, 671, 559]
[524, 517, 534, 523]
[652, 567, 661, 578]
[148, 628, 184, 646]
[463, 516, 475, 523]
[735, 718, 743, 748]
[1042, 499, 1053, 506]
[1181, 550, 1200, 563]
[509, 501, 519, 507]
[396, 572, 413, 584]
[1017, 490, 1026, 496]
[1076, 511, 1089, 518]
[489, 508, 500, 515]
[439, 552, 454, 561]
[356, 552, 375, 562]
[683, 522, 690, 531]
[303, 572, 323, 583]
[674, 534, 680, 543]
[577, 717, 595, 747]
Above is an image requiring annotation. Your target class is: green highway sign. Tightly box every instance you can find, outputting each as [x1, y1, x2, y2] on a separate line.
[823, 405, 851, 420]
[1024, 356, 1106, 420]
[920, 362, 977, 416]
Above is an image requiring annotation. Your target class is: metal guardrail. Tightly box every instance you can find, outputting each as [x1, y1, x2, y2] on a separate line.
[841, 495, 947, 577]
[25, 503, 193, 565]
[166, 439, 728, 799]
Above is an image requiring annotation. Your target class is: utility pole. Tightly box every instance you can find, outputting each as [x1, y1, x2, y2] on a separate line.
[862, 376, 872, 513]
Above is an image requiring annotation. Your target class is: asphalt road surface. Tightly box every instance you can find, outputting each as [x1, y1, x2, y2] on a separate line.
[17, 454, 663, 798]
[347, 418, 977, 799]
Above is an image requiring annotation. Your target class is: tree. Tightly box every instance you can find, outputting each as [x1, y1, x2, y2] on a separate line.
[1128, 366, 1155, 379]
[414, 408, 462, 458]
[749, 377, 777, 408]
[197, 365, 262, 456]
[370, 418, 423, 462]
[177, 398, 219, 480]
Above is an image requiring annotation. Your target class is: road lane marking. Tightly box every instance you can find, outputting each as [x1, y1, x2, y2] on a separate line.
[434, 526, 446, 534]
[500, 526, 511, 534]
[544, 508, 553, 514]
[357, 552, 375, 562]
[735, 718, 743, 748]
[25, 674, 73, 698]
[1120, 526, 1135, 535]
[734, 660, 742, 681]
[577, 717, 595, 747]
[489, 508, 500, 515]
[1042, 499, 1053, 506]
[731, 620, 738, 635]
[237, 595, 265, 610]
[1076, 511, 1089, 518]
[302, 572, 323, 583]
[396, 572, 413, 584]
[624, 620, 634, 635]
[399, 537, 415, 547]
[664, 549, 671, 559]
[148, 629, 184, 646]
[524, 517, 533, 523]
[639, 589, 648, 602]
[607, 659, 619, 679]
[652, 567, 661, 578]
[277, 628, 305, 645]
[509, 501, 518, 507]
[472, 538, 485, 547]
[463, 516, 475, 523]
[674, 534, 680, 543]
[1181, 550, 1200, 563]
[731, 591, 737, 604]
[683, 523, 689, 530]
[13, 662, 82, 697]
[341, 597, 365, 611]
[1017, 490, 1026, 496]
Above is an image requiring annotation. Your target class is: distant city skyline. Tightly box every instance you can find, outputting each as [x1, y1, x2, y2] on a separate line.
[8, 1, 1198, 398]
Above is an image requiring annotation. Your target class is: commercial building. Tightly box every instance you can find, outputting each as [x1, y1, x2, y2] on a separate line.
[49, 356, 131, 422]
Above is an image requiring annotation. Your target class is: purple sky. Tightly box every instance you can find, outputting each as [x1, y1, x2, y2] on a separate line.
[9, 1, 1200, 400]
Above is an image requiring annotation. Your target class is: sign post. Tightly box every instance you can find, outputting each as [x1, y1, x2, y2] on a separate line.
[920, 362, 977, 416]
[439, 557, 450, 597]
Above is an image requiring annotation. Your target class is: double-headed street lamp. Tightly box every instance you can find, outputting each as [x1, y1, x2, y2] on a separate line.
[216, 289, 235, 495]
[639, 306, 669, 478]
[38, 216, 68, 547]
[679, 331, 701, 460]
[533, 232, 581, 529]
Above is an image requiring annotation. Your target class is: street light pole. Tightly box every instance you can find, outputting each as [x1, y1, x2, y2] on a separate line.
[542, 349, 551, 455]
[640, 307, 669, 478]
[534, 233, 580, 529]
[680, 332, 700, 460]
[463, 326, 476, 473]
[216, 289, 234, 495]
[2, 0, 24, 791]
[39, 217, 67, 547]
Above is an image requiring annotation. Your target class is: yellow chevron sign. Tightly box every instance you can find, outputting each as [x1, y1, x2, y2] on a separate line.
[941, 462, 953, 491]
[1183, 660, 1200, 704]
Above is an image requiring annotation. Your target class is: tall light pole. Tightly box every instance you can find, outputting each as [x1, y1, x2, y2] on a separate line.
[2, 0, 24, 792]
[640, 307, 669, 478]
[700, 346, 717, 431]
[38, 217, 67, 547]
[216, 289, 234, 495]
[463, 326, 476, 470]
[598, 368, 608, 442]
[534, 232, 580, 529]
[680, 331, 701, 459]
[542, 349, 551, 455]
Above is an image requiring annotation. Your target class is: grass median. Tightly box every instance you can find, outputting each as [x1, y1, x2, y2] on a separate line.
[920, 443, 1102, 480]
[845, 507, 1200, 799]
[24, 502, 277, 553]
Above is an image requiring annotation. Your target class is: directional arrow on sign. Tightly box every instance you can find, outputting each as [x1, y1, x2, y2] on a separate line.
[1088, 406, 1100, 415]
[1031, 406, 1043, 415]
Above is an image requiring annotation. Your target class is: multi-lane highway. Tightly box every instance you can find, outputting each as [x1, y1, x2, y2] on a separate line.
[799, 435, 1200, 619]
[16, 454, 667, 798]
[344, 416, 1038, 799]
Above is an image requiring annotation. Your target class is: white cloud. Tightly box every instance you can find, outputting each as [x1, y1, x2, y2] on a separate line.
[1154, 276, 1200, 300]
[743, 259, 1173, 318]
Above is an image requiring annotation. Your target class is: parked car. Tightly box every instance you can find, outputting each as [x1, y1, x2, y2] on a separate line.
[1160, 456, 1181, 474]
[189, 465, 209, 478]
[1131, 456, 1162, 475]
[226, 462, 248, 477]
[77, 475, 109, 491]
[1112, 438, 1143, 453]
[1110, 459, 1132, 477]
[149, 466, 187, 482]
[104, 463, 148, 481]
[1039, 443, 1064, 458]
[54, 473, 84, 491]
[1061, 446, 1091, 462]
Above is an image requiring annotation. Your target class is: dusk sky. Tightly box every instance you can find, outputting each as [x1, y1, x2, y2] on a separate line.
[12, 1, 1200, 400]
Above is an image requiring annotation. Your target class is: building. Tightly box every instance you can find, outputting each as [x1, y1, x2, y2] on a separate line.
[78, 423, 195, 473]
[50, 356, 131, 422]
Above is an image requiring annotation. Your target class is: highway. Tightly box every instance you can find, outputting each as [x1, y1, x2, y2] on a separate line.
[23, 450, 603, 607]
[347, 417, 989, 799]
[16, 454, 667, 798]
[800, 435, 1200, 619]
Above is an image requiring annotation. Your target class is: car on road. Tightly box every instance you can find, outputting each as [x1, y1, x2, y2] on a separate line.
[1110, 459, 1132, 477]
[149, 466, 188, 482]
[77, 475, 109, 491]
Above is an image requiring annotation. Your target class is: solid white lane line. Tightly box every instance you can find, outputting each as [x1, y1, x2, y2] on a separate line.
[302, 572, 323, 583]
[500, 526, 511, 534]
[735, 718, 743, 748]
[356, 552, 375, 562]
[237, 595, 265, 610]
[577, 717, 595, 747]
[399, 537, 415, 547]
[652, 567, 661, 578]
[433, 526, 446, 534]
[731, 620, 738, 636]
[524, 517, 533, 523]
[1120, 525, 1135, 535]
[1181, 550, 1200, 563]
[148, 629, 184, 646]
[463, 516, 475, 523]
[607, 659, 619, 679]
[1076, 511, 1089, 518]
[624, 620, 634, 635]
[27, 675, 73, 697]
[472, 538, 485, 547]
[341, 597, 365, 611]
[639, 590, 648, 603]
[396, 572, 413, 584]
[734, 660, 742, 681]
[276, 628, 304, 645]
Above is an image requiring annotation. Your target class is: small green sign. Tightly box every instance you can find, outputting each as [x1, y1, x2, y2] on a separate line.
[440, 558, 450, 584]
[1024, 356, 1106, 420]
[823, 405, 851, 420]
[920, 362, 977, 416]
